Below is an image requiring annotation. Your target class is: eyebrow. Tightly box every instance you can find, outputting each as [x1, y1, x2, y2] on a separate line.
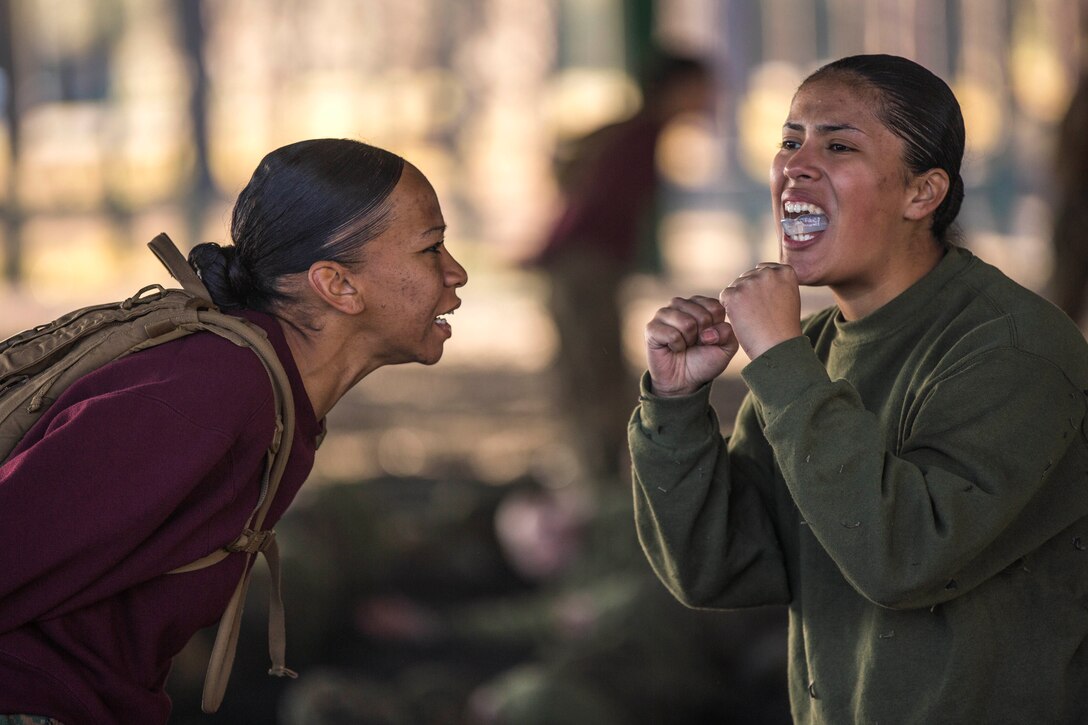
[783, 121, 866, 135]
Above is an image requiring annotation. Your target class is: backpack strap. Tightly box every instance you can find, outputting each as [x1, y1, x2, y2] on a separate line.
[147, 235, 299, 712]
[148, 232, 215, 305]
[190, 310, 299, 713]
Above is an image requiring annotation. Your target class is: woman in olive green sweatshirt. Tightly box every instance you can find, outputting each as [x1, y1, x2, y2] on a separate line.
[629, 54, 1088, 724]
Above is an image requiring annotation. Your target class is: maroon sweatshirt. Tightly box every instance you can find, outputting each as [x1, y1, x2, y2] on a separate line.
[0, 310, 323, 724]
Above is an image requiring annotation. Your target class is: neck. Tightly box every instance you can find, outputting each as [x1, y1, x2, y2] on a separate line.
[834, 240, 945, 321]
[275, 315, 378, 419]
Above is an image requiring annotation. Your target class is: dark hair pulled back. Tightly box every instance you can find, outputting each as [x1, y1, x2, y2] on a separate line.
[804, 54, 965, 246]
[189, 138, 406, 310]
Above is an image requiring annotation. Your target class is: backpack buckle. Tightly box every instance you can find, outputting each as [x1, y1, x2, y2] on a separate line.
[225, 528, 276, 555]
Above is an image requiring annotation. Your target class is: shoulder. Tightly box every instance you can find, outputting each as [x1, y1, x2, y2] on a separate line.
[953, 251, 1085, 352]
[67, 324, 277, 433]
[936, 249, 1088, 385]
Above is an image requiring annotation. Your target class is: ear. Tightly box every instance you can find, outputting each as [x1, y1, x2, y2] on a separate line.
[308, 261, 365, 314]
[904, 168, 950, 222]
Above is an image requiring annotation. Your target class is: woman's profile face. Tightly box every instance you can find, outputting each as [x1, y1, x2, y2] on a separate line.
[770, 77, 920, 299]
[355, 164, 468, 366]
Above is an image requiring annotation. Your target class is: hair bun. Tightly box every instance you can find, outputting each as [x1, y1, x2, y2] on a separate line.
[188, 242, 248, 308]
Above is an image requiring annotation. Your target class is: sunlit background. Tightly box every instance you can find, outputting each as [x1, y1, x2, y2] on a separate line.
[2, 0, 1085, 721]
[2, 0, 1081, 486]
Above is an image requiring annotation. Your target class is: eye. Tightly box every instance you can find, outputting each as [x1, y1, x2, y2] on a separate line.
[423, 240, 445, 254]
[779, 139, 801, 151]
[828, 142, 855, 153]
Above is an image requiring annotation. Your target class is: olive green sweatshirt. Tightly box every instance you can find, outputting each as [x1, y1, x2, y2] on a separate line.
[630, 246, 1088, 724]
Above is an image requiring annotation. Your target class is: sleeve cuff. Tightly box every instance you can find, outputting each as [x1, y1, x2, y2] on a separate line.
[634, 371, 717, 445]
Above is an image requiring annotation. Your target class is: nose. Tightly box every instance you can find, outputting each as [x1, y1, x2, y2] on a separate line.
[444, 249, 468, 288]
[782, 142, 819, 182]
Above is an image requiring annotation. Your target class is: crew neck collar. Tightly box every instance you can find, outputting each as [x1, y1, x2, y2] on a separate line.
[831, 246, 974, 346]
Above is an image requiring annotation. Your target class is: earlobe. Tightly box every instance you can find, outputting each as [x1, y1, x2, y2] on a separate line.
[905, 169, 950, 221]
[309, 262, 365, 314]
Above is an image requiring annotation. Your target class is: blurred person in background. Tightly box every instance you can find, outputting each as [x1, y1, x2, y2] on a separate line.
[527, 50, 717, 485]
[630, 54, 1088, 723]
[0, 138, 467, 724]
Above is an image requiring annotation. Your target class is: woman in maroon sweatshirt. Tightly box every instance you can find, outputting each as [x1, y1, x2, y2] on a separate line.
[0, 138, 468, 724]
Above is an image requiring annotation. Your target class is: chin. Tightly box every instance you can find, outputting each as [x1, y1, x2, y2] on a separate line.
[414, 345, 446, 366]
[385, 345, 444, 368]
[780, 259, 821, 287]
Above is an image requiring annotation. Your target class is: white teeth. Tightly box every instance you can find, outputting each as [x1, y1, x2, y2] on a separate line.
[784, 201, 826, 216]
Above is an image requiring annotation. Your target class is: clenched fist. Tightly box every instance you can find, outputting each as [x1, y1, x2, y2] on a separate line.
[645, 295, 739, 397]
[720, 262, 803, 361]
[644, 263, 803, 397]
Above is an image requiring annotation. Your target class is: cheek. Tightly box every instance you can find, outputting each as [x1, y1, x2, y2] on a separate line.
[769, 158, 786, 189]
[840, 174, 895, 224]
[871, 180, 908, 223]
[395, 272, 441, 318]
[397, 273, 414, 299]
[769, 166, 787, 215]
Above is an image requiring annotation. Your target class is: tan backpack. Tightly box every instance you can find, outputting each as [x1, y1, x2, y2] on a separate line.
[0, 233, 297, 712]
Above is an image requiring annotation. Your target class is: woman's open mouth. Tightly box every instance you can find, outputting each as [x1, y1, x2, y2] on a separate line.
[781, 201, 828, 242]
[434, 306, 457, 335]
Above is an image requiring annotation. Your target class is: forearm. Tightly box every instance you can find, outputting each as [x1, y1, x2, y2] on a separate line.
[629, 375, 789, 609]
